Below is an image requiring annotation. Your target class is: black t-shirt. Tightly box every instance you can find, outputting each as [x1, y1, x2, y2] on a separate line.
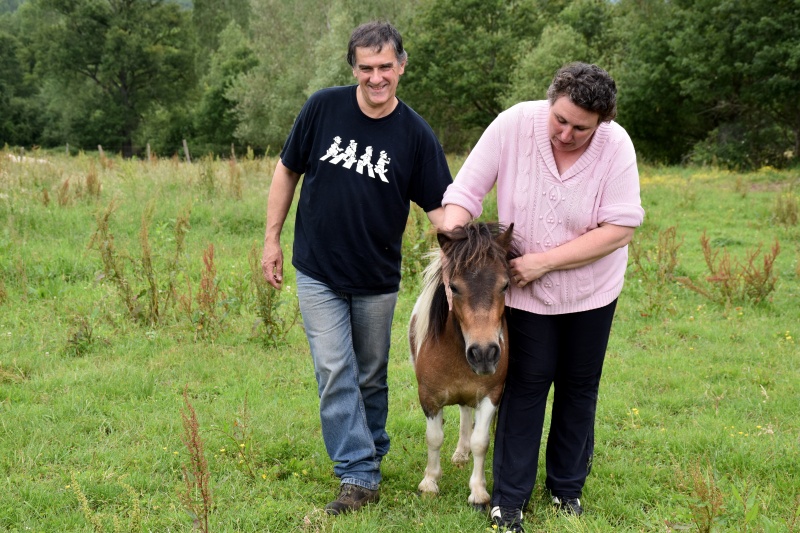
[280, 85, 452, 294]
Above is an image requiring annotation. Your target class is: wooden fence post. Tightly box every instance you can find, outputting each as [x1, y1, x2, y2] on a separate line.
[182, 139, 191, 163]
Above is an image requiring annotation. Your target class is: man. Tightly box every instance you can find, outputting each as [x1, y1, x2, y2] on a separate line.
[261, 21, 451, 515]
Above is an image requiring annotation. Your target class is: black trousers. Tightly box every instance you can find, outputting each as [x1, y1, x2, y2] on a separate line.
[491, 300, 618, 507]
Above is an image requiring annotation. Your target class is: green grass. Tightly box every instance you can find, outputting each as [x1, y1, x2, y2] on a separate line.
[1, 151, 799, 532]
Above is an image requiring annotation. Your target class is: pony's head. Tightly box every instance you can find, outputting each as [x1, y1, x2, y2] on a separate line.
[437, 222, 518, 375]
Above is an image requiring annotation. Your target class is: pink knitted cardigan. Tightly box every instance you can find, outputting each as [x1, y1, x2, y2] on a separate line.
[442, 100, 645, 315]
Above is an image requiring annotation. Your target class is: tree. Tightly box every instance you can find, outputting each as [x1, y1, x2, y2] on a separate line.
[230, 0, 414, 152]
[668, 0, 800, 167]
[191, 21, 257, 154]
[28, 0, 195, 157]
[501, 24, 591, 108]
[191, 0, 250, 74]
[0, 31, 31, 145]
[599, 0, 706, 164]
[0, 10, 47, 147]
[402, 0, 563, 151]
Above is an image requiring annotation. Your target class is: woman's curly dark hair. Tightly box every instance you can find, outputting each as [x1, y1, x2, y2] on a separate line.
[547, 62, 617, 123]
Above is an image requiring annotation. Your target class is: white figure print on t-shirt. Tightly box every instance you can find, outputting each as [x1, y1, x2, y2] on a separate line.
[330, 140, 356, 165]
[342, 141, 358, 169]
[374, 151, 390, 183]
[320, 136, 343, 161]
[356, 146, 375, 178]
[322, 136, 391, 183]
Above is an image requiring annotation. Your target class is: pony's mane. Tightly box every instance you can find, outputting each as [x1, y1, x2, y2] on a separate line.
[412, 222, 519, 354]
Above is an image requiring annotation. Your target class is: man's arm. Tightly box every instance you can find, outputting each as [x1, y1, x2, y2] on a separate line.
[261, 160, 302, 289]
[440, 203, 473, 232]
[425, 207, 444, 230]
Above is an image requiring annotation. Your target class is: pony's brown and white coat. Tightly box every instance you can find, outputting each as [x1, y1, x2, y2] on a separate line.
[409, 222, 517, 509]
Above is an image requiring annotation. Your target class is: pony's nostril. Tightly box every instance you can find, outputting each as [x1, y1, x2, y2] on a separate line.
[467, 343, 501, 374]
[486, 344, 499, 362]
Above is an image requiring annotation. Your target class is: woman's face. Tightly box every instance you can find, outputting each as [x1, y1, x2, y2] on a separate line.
[548, 96, 601, 154]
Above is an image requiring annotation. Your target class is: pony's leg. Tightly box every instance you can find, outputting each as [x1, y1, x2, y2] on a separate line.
[452, 405, 473, 465]
[467, 397, 496, 509]
[418, 410, 444, 495]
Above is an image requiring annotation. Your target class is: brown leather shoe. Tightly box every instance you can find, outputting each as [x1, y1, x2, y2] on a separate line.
[324, 483, 380, 515]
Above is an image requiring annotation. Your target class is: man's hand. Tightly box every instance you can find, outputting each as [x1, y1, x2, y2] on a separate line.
[261, 241, 284, 289]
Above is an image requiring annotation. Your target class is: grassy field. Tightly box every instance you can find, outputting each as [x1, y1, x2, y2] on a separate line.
[1, 150, 798, 532]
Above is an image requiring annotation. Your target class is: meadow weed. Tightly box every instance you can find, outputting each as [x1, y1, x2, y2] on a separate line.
[677, 232, 780, 306]
[180, 386, 213, 533]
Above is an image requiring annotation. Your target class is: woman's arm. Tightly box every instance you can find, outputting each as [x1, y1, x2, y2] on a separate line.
[510, 223, 635, 286]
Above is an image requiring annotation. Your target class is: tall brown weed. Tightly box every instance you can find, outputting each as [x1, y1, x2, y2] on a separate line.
[180, 387, 213, 533]
[677, 232, 780, 306]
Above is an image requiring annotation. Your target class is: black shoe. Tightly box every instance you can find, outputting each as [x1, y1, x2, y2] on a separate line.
[490, 505, 525, 532]
[552, 496, 583, 516]
[324, 483, 380, 515]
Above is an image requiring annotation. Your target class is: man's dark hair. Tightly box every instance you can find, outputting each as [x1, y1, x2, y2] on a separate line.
[547, 62, 617, 123]
[347, 21, 408, 67]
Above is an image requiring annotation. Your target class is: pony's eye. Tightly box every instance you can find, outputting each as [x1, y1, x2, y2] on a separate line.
[501, 281, 509, 292]
[448, 283, 460, 295]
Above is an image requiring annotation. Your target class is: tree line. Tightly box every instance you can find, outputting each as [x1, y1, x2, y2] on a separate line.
[1, 0, 798, 169]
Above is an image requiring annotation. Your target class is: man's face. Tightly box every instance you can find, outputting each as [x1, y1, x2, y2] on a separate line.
[548, 96, 601, 153]
[352, 46, 405, 113]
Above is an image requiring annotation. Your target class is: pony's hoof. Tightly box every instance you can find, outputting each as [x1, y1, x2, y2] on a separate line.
[417, 479, 440, 496]
[471, 502, 489, 513]
[451, 451, 470, 465]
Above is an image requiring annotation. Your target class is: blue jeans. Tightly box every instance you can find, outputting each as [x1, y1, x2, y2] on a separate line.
[296, 271, 397, 491]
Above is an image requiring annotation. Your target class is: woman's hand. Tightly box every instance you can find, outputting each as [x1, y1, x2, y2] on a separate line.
[509, 253, 550, 288]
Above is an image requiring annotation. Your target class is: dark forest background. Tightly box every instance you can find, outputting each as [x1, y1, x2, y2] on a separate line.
[1, 0, 799, 169]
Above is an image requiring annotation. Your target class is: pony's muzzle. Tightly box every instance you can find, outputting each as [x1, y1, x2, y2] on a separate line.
[466, 343, 501, 375]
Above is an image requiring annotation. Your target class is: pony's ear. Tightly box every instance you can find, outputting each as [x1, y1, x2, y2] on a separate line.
[497, 223, 515, 250]
[436, 231, 452, 249]
[437, 226, 464, 249]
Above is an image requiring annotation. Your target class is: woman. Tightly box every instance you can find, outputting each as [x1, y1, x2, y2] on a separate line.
[441, 62, 644, 532]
